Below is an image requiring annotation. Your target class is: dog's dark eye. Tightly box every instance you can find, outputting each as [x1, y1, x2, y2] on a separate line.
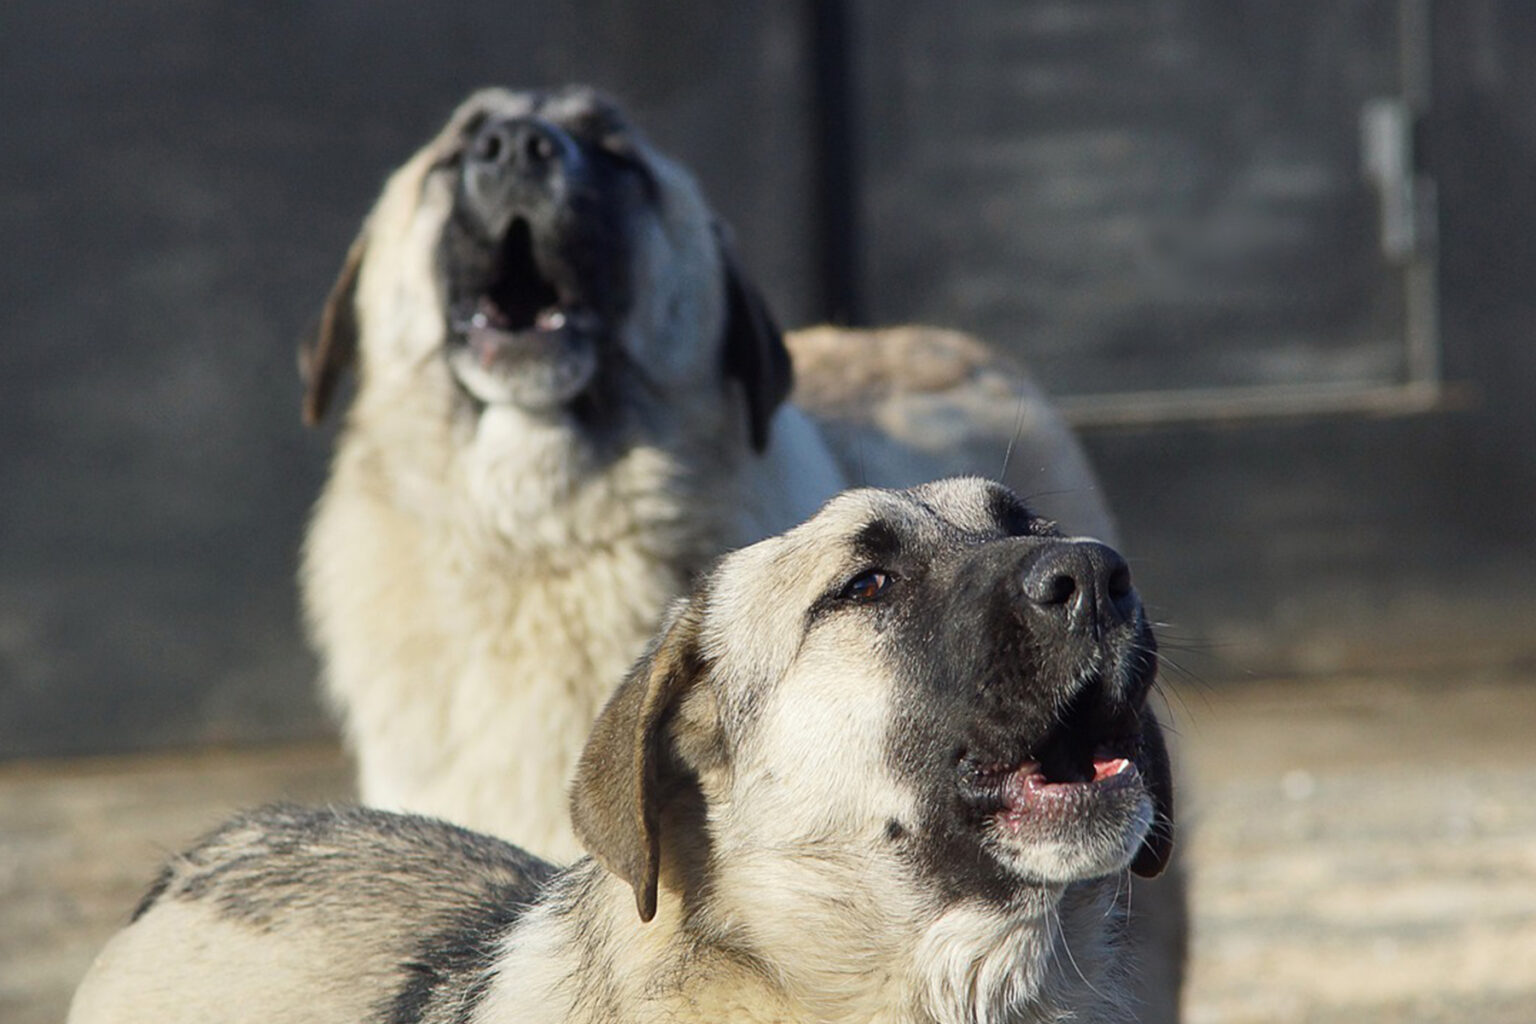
[840, 569, 893, 603]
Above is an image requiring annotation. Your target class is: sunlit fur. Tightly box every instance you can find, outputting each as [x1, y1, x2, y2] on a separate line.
[303, 88, 843, 858]
[301, 87, 1117, 870]
[71, 481, 1160, 1024]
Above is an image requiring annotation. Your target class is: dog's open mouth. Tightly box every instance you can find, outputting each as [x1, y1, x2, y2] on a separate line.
[963, 740, 1141, 825]
[446, 217, 601, 409]
[959, 683, 1148, 834]
[451, 218, 601, 356]
[979, 747, 1141, 832]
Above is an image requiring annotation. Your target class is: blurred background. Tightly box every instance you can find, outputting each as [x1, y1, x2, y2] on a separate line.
[5, 0, 1534, 756]
[3, 1, 1535, 1021]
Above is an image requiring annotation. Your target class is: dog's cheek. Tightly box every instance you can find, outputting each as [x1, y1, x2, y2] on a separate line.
[628, 157, 732, 379]
[668, 686, 730, 796]
[1130, 715, 1174, 878]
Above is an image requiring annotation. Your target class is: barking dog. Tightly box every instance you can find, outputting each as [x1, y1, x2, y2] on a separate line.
[71, 479, 1173, 1024]
[299, 84, 1116, 858]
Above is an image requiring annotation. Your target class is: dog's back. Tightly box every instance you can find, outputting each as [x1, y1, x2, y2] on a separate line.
[69, 807, 554, 1024]
[789, 324, 1118, 543]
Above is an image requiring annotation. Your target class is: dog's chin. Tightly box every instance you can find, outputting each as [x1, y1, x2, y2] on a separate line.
[985, 768, 1154, 884]
[961, 755, 1153, 885]
[447, 323, 598, 411]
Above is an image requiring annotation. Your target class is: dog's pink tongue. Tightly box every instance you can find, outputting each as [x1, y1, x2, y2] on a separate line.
[467, 325, 521, 367]
[1002, 757, 1130, 810]
[1092, 757, 1131, 782]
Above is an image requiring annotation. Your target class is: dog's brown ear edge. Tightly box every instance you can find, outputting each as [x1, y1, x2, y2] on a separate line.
[1130, 707, 1175, 878]
[569, 598, 707, 922]
[716, 232, 792, 453]
[299, 232, 367, 427]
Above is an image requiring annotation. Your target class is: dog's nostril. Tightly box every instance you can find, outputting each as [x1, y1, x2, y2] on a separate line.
[1028, 571, 1078, 607]
[1022, 547, 1089, 608]
[470, 119, 563, 171]
[471, 125, 509, 165]
[522, 127, 557, 164]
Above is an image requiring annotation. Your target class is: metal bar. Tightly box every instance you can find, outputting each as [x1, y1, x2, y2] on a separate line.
[1057, 379, 1456, 430]
[1399, 0, 1433, 112]
[1399, 0, 1442, 387]
[805, 0, 864, 325]
[1404, 182, 1442, 384]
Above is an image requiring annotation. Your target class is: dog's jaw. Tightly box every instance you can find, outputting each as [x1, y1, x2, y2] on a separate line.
[446, 325, 600, 411]
[442, 214, 609, 411]
[959, 704, 1159, 886]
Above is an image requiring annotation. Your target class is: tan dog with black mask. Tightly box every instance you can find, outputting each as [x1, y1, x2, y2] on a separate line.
[73, 480, 1172, 1024]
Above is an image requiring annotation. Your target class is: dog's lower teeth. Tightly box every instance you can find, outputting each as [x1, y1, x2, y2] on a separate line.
[536, 309, 566, 330]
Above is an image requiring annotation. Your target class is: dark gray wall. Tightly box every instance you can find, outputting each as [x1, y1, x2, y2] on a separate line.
[855, 0, 1407, 395]
[3, 1, 1534, 757]
[1094, 0, 1536, 678]
[839, 0, 1536, 680]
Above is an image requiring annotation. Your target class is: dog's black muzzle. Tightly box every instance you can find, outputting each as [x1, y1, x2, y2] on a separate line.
[893, 526, 1173, 889]
[934, 535, 1157, 780]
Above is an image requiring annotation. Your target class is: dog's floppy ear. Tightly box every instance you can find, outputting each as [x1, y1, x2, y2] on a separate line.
[716, 228, 792, 453]
[299, 231, 367, 426]
[1130, 707, 1175, 878]
[570, 598, 707, 922]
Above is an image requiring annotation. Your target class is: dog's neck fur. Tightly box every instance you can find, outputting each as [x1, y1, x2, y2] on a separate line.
[304, 374, 841, 861]
[470, 861, 1131, 1024]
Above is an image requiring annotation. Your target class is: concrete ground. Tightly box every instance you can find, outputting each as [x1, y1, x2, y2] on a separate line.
[3, 670, 1535, 1023]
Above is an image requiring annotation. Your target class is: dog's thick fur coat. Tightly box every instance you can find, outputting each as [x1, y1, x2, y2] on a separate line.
[300, 85, 1113, 857]
[296, 87, 1182, 1018]
[72, 480, 1173, 1024]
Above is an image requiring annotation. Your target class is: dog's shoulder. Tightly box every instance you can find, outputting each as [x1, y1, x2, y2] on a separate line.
[136, 804, 555, 927]
[785, 325, 1116, 543]
[72, 808, 557, 1024]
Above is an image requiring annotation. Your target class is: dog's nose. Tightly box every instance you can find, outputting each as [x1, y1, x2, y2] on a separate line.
[1020, 540, 1135, 631]
[467, 117, 571, 178]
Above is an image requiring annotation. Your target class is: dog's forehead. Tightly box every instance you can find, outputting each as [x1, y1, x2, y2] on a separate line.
[904, 477, 1039, 536]
[816, 478, 1037, 547]
[726, 478, 1033, 583]
[447, 86, 632, 140]
[536, 88, 632, 135]
[697, 481, 1037, 713]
